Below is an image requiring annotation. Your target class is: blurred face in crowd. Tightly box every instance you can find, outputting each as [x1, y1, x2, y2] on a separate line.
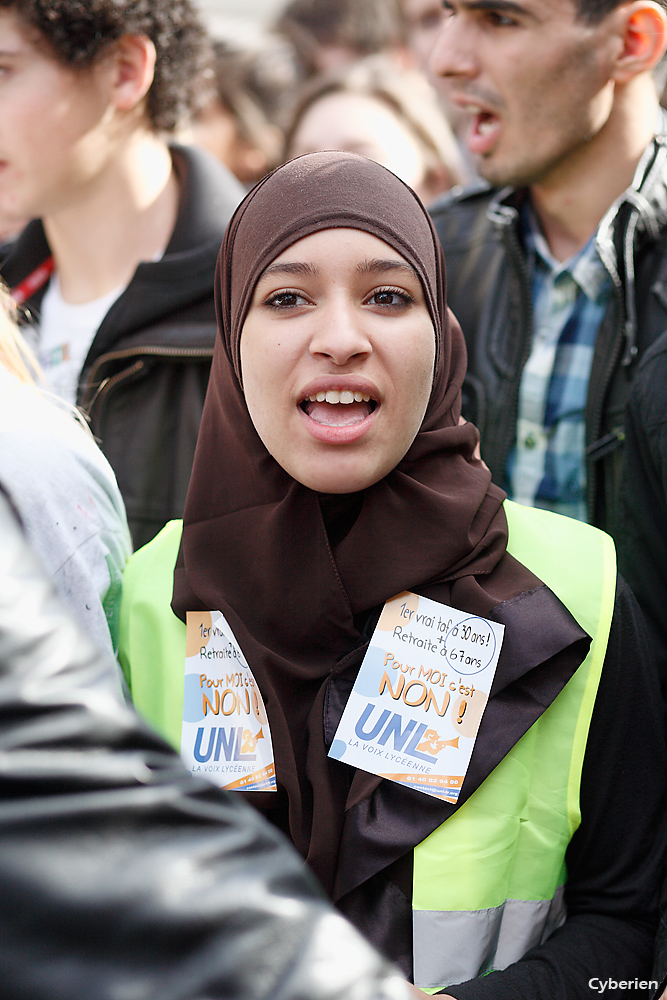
[402, 0, 446, 68]
[240, 228, 435, 494]
[192, 99, 277, 186]
[0, 9, 120, 222]
[430, 0, 624, 188]
[289, 90, 434, 200]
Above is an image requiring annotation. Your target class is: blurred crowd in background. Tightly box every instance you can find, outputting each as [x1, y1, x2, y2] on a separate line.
[0, 0, 471, 246]
[170, 0, 466, 197]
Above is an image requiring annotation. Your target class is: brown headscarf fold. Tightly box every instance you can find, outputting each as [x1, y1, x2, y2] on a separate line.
[173, 152, 546, 893]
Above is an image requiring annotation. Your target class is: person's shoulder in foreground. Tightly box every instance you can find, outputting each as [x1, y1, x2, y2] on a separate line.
[0, 368, 131, 681]
[0, 484, 421, 1000]
[0, 286, 131, 698]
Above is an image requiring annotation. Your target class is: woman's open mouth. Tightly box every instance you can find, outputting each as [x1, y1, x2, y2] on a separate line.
[300, 389, 378, 428]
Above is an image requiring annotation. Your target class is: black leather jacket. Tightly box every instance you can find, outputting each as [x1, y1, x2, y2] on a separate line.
[1, 145, 244, 549]
[429, 125, 667, 539]
[0, 488, 414, 1000]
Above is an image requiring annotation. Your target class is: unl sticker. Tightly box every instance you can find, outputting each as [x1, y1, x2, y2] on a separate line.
[329, 592, 504, 801]
[181, 611, 276, 792]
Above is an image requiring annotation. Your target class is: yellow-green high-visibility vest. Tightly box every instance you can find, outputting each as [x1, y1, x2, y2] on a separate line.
[412, 500, 615, 992]
[118, 501, 616, 992]
[119, 517, 186, 748]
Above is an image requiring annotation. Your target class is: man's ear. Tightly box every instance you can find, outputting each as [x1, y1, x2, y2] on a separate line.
[611, 1, 667, 84]
[108, 34, 157, 113]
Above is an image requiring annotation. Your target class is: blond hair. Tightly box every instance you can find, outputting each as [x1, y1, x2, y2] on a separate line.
[0, 284, 42, 385]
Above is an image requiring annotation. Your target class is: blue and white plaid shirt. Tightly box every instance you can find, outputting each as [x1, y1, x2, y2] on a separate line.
[507, 206, 612, 522]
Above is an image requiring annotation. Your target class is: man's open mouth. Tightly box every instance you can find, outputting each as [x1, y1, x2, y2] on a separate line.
[473, 109, 498, 135]
[465, 105, 501, 155]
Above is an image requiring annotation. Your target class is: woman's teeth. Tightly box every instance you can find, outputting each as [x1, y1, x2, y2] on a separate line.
[301, 389, 376, 427]
[306, 390, 371, 404]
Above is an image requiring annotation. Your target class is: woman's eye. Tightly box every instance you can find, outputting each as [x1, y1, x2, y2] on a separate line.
[367, 288, 413, 308]
[264, 290, 308, 309]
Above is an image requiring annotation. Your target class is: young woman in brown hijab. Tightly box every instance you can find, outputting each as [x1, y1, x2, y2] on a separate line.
[121, 152, 667, 998]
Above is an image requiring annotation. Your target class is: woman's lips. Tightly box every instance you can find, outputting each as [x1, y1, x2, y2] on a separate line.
[298, 385, 378, 441]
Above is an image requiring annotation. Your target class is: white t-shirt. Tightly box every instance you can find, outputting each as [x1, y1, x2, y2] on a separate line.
[38, 275, 125, 405]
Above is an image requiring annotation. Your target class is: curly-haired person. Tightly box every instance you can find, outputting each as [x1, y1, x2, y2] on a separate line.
[0, 0, 244, 548]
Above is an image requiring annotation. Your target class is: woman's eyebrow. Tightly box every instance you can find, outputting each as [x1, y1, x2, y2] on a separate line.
[259, 258, 418, 280]
[357, 258, 418, 278]
[261, 261, 319, 278]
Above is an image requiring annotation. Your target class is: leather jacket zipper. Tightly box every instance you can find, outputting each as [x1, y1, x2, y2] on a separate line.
[492, 211, 534, 479]
[586, 426, 626, 462]
[80, 344, 214, 416]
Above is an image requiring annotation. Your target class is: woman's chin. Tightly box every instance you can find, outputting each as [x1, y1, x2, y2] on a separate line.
[288, 459, 386, 495]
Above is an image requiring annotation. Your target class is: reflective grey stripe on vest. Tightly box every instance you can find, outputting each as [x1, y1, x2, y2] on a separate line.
[413, 885, 566, 989]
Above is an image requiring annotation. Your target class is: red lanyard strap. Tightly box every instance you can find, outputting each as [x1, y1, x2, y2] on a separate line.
[10, 256, 54, 305]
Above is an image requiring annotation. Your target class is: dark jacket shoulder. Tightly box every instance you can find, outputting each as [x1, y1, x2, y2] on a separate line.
[429, 180, 497, 249]
[0, 143, 244, 548]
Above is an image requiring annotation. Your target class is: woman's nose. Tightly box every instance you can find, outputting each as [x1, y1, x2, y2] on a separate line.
[309, 303, 372, 365]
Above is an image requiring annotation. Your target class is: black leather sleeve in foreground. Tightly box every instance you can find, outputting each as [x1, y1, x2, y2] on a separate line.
[0, 490, 413, 1000]
[444, 576, 667, 1000]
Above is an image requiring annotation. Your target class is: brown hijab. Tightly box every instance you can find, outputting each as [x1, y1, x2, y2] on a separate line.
[173, 152, 584, 899]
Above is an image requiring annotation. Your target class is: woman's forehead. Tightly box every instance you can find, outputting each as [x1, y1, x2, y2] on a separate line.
[259, 227, 416, 275]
